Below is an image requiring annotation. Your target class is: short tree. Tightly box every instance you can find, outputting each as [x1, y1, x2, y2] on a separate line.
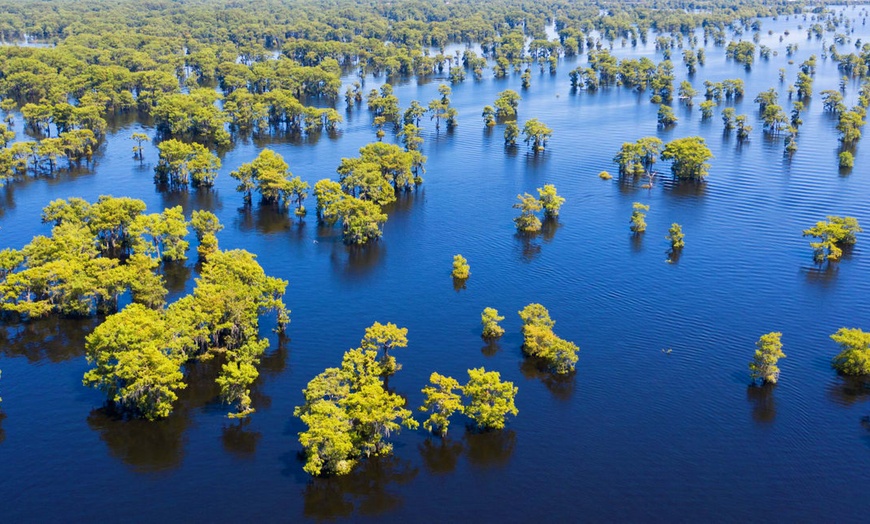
[481, 307, 505, 339]
[522, 118, 552, 152]
[667, 223, 684, 249]
[630, 202, 649, 233]
[452, 254, 470, 279]
[504, 121, 519, 146]
[419, 373, 463, 436]
[831, 328, 870, 376]
[513, 193, 543, 232]
[749, 332, 786, 384]
[462, 367, 518, 431]
[657, 104, 678, 126]
[537, 184, 565, 218]
[661, 137, 713, 180]
[802, 216, 862, 264]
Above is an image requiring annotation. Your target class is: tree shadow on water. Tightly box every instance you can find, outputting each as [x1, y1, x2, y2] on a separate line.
[802, 263, 839, 287]
[237, 202, 294, 235]
[746, 384, 777, 424]
[463, 429, 517, 469]
[519, 358, 577, 402]
[514, 231, 541, 263]
[301, 455, 419, 520]
[221, 418, 262, 459]
[0, 316, 95, 363]
[827, 376, 870, 407]
[331, 242, 386, 278]
[87, 407, 188, 473]
[418, 437, 463, 475]
[540, 217, 561, 243]
[481, 339, 501, 357]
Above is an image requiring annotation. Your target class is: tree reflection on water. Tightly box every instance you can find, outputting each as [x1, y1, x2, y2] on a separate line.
[746, 383, 777, 424]
[302, 455, 419, 520]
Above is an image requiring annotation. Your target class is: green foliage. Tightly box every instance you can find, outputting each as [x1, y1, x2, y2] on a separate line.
[295, 327, 417, 477]
[83, 303, 186, 420]
[190, 210, 223, 259]
[481, 307, 505, 339]
[154, 139, 220, 189]
[657, 104, 678, 126]
[130, 206, 190, 262]
[522, 118, 552, 151]
[614, 137, 663, 177]
[494, 90, 521, 119]
[837, 110, 864, 144]
[338, 142, 424, 203]
[504, 121, 519, 146]
[518, 303, 579, 374]
[482, 105, 496, 127]
[537, 184, 565, 218]
[700, 100, 716, 120]
[152, 89, 230, 145]
[462, 367, 518, 431]
[0, 196, 176, 318]
[513, 193, 543, 232]
[831, 328, 870, 376]
[661, 137, 713, 180]
[452, 254, 470, 280]
[839, 151, 854, 168]
[231, 149, 304, 207]
[667, 223, 685, 249]
[802, 216, 862, 264]
[81, 247, 287, 419]
[360, 321, 408, 376]
[749, 332, 785, 384]
[630, 202, 649, 233]
[726, 40, 755, 68]
[420, 373, 463, 436]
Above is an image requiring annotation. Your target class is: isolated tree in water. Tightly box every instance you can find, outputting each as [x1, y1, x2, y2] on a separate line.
[462, 367, 518, 430]
[749, 332, 785, 384]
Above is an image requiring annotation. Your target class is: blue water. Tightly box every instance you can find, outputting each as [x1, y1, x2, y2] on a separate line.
[1, 7, 869, 522]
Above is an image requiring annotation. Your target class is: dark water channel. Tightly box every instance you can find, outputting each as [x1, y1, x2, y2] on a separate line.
[2, 8, 870, 522]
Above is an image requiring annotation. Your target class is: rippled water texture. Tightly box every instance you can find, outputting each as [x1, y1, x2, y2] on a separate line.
[2, 8, 870, 522]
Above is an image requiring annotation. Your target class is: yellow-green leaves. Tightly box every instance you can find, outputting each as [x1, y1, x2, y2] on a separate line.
[83, 304, 186, 421]
[802, 216, 861, 264]
[452, 254, 470, 280]
[831, 328, 870, 376]
[462, 368, 518, 431]
[296, 322, 416, 476]
[519, 303, 579, 374]
[749, 332, 785, 384]
[481, 307, 505, 339]
[420, 373, 463, 436]
[630, 202, 649, 233]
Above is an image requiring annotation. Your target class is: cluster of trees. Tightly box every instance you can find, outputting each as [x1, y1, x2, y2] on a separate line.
[802, 216, 861, 265]
[0, 120, 97, 182]
[314, 141, 427, 245]
[231, 149, 309, 213]
[513, 185, 565, 232]
[0, 196, 179, 317]
[519, 304, 579, 374]
[154, 139, 221, 190]
[615, 136, 713, 181]
[84, 248, 288, 420]
[295, 322, 518, 476]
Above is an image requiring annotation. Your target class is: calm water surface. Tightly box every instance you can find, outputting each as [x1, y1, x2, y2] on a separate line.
[2, 8, 870, 522]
